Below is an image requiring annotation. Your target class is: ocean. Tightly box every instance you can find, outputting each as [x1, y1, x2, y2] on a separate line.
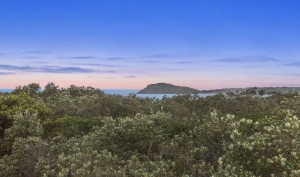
[0, 89, 14, 93]
[0, 89, 215, 99]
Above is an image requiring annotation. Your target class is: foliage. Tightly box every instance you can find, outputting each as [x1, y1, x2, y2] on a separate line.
[1, 83, 300, 176]
[0, 92, 51, 157]
[13, 83, 41, 97]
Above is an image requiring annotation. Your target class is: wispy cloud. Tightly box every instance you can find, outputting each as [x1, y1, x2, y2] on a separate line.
[23, 56, 41, 59]
[107, 57, 125, 60]
[39, 66, 94, 73]
[139, 60, 194, 64]
[0, 64, 116, 74]
[0, 64, 34, 71]
[283, 62, 300, 67]
[39, 66, 116, 74]
[58, 56, 96, 59]
[212, 55, 278, 63]
[33, 61, 49, 64]
[143, 54, 174, 58]
[71, 56, 96, 59]
[175, 61, 194, 64]
[57, 56, 127, 61]
[0, 72, 15, 75]
[152, 67, 188, 72]
[285, 73, 300, 76]
[38, 66, 116, 74]
[124, 75, 136, 78]
[22, 50, 51, 55]
[140, 60, 160, 63]
[78, 63, 120, 67]
[96, 70, 116, 73]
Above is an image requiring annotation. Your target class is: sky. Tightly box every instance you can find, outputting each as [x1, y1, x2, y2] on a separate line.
[1, 0, 300, 89]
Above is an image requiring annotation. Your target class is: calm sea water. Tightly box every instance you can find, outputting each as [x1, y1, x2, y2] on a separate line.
[0, 89, 13, 93]
[0, 89, 215, 99]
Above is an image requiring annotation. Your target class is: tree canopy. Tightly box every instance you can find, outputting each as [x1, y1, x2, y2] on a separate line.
[0, 83, 300, 177]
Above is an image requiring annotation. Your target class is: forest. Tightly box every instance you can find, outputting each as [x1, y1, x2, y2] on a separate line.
[0, 83, 300, 177]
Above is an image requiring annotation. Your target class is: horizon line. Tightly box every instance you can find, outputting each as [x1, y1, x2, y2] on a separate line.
[2, 85, 300, 91]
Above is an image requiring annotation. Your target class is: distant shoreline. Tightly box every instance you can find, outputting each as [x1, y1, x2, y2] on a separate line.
[2, 87, 300, 94]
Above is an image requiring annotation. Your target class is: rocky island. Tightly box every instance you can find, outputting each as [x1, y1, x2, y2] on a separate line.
[137, 83, 200, 94]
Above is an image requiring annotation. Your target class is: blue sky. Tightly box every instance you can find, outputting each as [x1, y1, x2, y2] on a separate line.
[1, 0, 300, 89]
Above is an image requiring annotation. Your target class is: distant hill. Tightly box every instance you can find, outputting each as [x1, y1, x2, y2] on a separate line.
[137, 83, 200, 94]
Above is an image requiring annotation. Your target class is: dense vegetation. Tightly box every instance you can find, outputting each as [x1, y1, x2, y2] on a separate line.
[0, 83, 300, 177]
